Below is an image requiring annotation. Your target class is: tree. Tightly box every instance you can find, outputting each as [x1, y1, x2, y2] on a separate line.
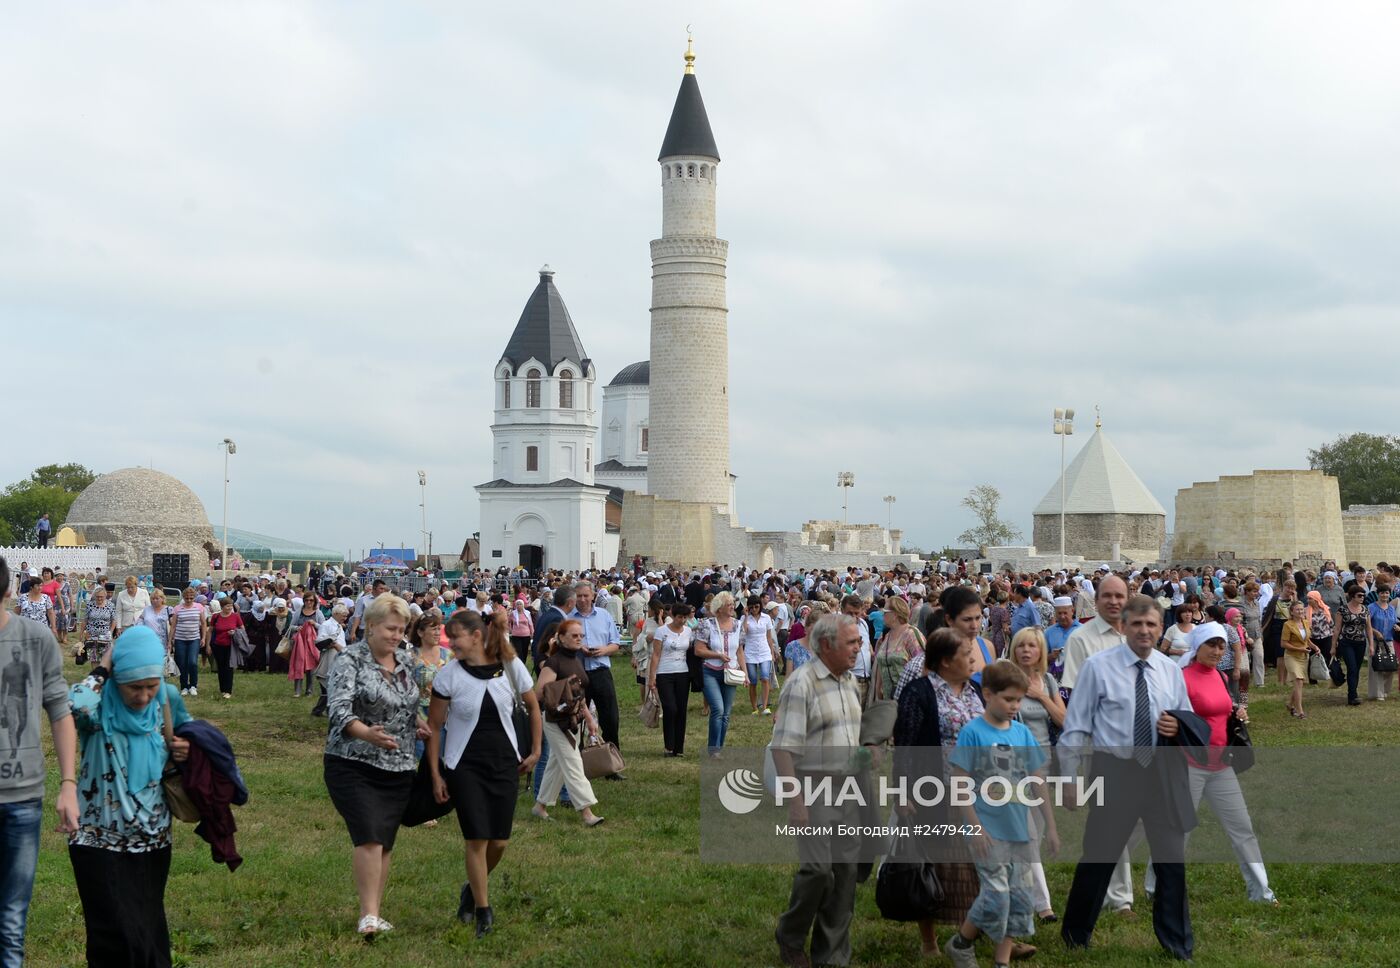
[957, 484, 1023, 549]
[0, 485, 81, 546]
[1308, 433, 1400, 508]
[0, 463, 95, 545]
[23, 463, 96, 494]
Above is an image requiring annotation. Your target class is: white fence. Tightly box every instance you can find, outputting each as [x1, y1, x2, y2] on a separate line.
[0, 545, 108, 575]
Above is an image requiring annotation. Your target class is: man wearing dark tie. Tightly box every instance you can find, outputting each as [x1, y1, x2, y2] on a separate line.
[1058, 594, 1195, 960]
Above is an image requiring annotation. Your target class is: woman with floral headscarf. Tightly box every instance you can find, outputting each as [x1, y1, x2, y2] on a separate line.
[1305, 590, 1335, 686]
[68, 626, 192, 966]
[1224, 606, 1253, 704]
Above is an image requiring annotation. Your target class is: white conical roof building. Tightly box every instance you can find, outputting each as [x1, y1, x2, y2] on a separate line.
[1032, 426, 1166, 562]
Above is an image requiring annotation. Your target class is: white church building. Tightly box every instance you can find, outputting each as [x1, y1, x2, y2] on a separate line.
[593, 361, 650, 496]
[476, 39, 915, 572]
[475, 267, 618, 573]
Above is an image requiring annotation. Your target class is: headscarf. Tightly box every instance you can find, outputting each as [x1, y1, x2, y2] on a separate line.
[1225, 607, 1247, 652]
[98, 626, 169, 813]
[1306, 589, 1330, 625]
[1178, 621, 1228, 669]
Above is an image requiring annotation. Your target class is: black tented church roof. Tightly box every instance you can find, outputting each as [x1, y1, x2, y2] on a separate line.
[499, 268, 589, 373]
[658, 73, 720, 161]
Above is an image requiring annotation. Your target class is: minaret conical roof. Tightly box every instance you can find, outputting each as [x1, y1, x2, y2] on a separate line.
[659, 71, 719, 161]
[1033, 428, 1166, 517]
[499, 267, 589, 372]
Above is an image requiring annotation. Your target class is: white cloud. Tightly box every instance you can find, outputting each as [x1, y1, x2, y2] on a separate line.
[2, 1, 1393, 556]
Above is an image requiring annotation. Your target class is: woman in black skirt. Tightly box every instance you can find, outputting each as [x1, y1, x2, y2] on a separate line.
[323, 594, 424, 939]
[427, 609, 542, 936]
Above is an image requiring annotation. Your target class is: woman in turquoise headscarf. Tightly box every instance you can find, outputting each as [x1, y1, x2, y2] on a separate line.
[67, 625, 192, 967]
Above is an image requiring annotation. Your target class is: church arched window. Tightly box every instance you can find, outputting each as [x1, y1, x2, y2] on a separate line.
[526, 369, 541, 408]
[526, 446, 539, 472]
[502, 377, 510, 409]
[700, 165, 708, 178]
[687, 163, 695, 177]
[559, 369, 574, 409]
[675, 164, 683, 177]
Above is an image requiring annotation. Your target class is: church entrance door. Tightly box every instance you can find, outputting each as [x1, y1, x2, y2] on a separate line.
[519, 544, 544, 575]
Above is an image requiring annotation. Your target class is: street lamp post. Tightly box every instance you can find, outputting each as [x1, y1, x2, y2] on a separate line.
[1052, 409, 1075, 570]
[418, 471, 428, 568]
[220, 439, 236, 579]
[883, 494, 896, 529]
[836, 472, 855, 525]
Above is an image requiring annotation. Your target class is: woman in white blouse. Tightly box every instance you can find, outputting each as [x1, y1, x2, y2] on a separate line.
[114, 575, 150, 639]
[427, 609, 541, 937]
[647, 603, 695, 756]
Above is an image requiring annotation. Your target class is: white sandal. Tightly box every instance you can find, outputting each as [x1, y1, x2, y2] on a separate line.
[357, 915, 378, 937]
[374, 917, 394, 933]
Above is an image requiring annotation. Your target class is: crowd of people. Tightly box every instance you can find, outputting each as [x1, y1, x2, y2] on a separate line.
[2, 551, 1396, 966]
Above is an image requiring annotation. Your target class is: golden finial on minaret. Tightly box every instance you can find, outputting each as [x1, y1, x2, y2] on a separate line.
[684, 25, 695, 74]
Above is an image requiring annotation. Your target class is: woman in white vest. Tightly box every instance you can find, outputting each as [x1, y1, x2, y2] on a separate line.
[427, 609, 541, 938]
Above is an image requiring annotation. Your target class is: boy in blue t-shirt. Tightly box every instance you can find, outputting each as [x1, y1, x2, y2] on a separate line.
[945, 660, 1060, 968]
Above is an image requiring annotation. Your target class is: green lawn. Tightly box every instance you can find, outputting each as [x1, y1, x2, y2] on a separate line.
[22, 665, 1399, 967]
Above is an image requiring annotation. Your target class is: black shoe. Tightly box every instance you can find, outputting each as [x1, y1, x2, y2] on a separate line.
[605, 773, 626, 782]
[474, 906, 493, 937]
[1348, 697, 1362, 706]
[457, 882, 474, 924]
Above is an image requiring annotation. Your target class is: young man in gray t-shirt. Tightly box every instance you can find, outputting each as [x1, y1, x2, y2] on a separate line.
[0, 556, 79, 965]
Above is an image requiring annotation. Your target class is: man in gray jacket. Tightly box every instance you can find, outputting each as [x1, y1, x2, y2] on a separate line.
[0, 556, 79, 966]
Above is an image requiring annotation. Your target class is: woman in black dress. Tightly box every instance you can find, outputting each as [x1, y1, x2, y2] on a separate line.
[427, 609, 542, 937]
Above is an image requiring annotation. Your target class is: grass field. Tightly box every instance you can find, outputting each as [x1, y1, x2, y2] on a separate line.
[22, 662, 1400, 967]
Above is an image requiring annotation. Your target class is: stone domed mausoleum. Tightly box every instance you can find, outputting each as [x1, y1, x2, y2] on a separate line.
[65, 467, 218, 578]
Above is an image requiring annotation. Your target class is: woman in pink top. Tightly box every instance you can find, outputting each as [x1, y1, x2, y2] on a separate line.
[1155, 623, 1276, 903]
[507, 599, 534, 662]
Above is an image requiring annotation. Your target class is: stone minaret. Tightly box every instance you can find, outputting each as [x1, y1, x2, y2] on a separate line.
[648, 35, 729, 509]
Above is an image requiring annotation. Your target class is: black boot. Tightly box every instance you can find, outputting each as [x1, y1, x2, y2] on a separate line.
[457, 882, 474, 925]
[474, 906, 493, 937]
[311, 687, 327, 717]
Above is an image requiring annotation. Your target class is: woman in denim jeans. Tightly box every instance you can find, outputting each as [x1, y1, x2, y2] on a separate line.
[693, 591, 746, 759]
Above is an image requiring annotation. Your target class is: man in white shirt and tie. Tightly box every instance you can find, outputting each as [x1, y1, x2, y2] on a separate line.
[1059, 594, 1195, 961]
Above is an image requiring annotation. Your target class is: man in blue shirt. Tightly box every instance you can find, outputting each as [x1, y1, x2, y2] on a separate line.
[569, 581, 624, 779]
[1009, 585, 1041, 639]
[1043, 596, 1080, 679]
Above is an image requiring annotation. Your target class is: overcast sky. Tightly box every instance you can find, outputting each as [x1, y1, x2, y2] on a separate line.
[5, 2, 1396, 558]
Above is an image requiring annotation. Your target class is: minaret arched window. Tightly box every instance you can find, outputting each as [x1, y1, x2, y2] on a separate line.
[559, 369, 574, 409]
[525, 368, 541, 408]
[502, 377, 511, 409]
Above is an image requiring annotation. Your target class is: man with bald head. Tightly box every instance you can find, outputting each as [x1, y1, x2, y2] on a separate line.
[1060, 575, 1128, 697]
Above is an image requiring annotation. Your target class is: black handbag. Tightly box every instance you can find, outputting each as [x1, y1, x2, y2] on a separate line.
[1372, 640, 1399, 673]
[875, 834, 943, 922]
[503, 661, 531, 757]
[1225, 712, 1254, 773]
[1328, 654, 1346, 686]
[401, 755, 456, 827]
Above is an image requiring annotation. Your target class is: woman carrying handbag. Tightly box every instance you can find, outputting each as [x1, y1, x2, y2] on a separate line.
[530, 620, 606, 828]
[693, 592, 746, 759]
[67, 626, 193, 966]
